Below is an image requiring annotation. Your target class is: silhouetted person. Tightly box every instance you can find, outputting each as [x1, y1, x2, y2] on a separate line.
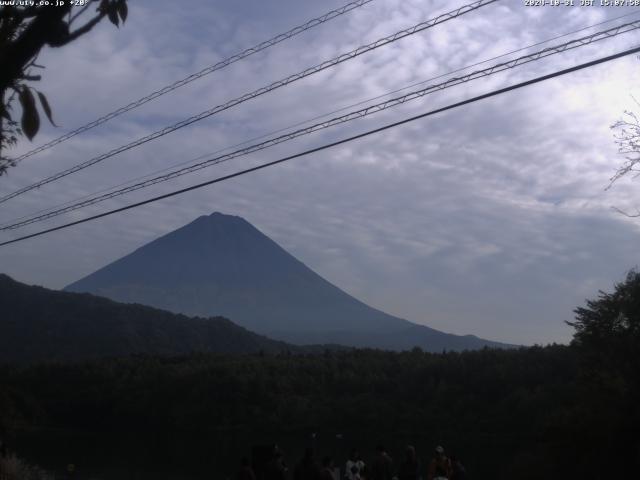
[345, 448, 365, 480]
[359, 466, 367, 480]
[237, 457, 257, 480]
[427, 446, 451, 480]
[294, 447, 321, 480]
[449, 456, 466, 480]
[398, 445, 421, 480]
[369, 445, 394, 480]
[65, 463, 76, 480]
[320, 456, 335, 480]
[264, 449, 288, 480]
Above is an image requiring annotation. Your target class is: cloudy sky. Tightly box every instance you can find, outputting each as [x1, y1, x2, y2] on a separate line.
[1, 0, 640, 345]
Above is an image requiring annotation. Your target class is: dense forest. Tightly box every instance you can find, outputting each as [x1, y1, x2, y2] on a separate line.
[0, 274, 302, 362]
[0, 272, 638, 479]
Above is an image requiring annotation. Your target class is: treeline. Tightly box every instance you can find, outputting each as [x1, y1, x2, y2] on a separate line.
[0, 344, 633, 478]
[1, 272, 638, 479]
[0, 273, 296, 363]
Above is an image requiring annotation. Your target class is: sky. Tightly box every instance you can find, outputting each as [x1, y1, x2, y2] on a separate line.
[1, 0, 640, 345]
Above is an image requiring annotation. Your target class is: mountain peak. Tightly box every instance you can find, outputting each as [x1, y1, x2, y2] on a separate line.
[209, 211, 233, 218]
[64, 215, 513, 351]
[186, 211, 254, 232]
[200, 211, 241, 221]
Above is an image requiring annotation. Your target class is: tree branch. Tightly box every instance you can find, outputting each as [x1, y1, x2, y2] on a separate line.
[69, 1, 98, 26]
[59, 11, 106, 46]
[0, 5, 72, 91]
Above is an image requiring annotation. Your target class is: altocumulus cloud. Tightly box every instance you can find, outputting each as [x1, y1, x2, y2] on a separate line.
[0, 0, 639, 344]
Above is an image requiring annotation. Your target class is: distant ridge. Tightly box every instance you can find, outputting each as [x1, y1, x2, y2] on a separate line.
[0, 274, 295, 363]
[65, 212, 514, 351]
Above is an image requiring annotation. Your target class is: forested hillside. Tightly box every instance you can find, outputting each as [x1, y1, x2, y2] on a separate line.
[0, 344, 636, 478]
[1, 273, 638, 479]
[0, 274, 294, 362]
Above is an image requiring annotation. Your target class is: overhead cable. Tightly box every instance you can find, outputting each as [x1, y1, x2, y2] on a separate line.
[6, 7, 635, 231]
[0, 0, 498, 205]
[9, 0, 378, 163]
[1, 43, 638, 247]
[4, 18, 639, 231]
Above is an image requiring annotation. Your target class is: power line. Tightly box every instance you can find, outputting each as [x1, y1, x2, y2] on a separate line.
[4, 18, 640, 231]
[0, 0, 498, 205]
[9, 0, 377, 164]
[319, 10, 640, 118]
[4, 18, 635, 229]
[5, 9, 636, 231]
[1, 44, 638, 248]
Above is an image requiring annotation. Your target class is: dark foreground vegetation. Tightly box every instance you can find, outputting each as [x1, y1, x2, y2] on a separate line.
[1, 272, 639, 479]
[0, 273, 297, 363]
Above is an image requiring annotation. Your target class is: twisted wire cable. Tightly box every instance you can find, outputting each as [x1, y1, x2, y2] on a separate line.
[0, 0, 498, 205]
[4, 17, 638, 231]
[5, 9, 634, 230]
[2, 44, 639, 247]
[9, 0, 377, 163]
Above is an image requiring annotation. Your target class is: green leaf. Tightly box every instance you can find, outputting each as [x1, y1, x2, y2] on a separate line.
[36, 91, 58, 127]
[18, 86, 39, 141]
[117, 0, 128, 23]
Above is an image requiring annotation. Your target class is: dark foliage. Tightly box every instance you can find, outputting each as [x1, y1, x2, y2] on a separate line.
[0, 0, 128, 174]
[0, 343, 636, 479]
[0, 272, 638, 478]
[0, 274, 297, 363]
[566, 270, 640, 476]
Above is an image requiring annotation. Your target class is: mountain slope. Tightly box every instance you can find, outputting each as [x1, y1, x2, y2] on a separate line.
[65, 212, 513, 351]
[0, 274, 293, 363]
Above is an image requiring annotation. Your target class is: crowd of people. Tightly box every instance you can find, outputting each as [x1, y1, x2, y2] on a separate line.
[236, 444, 467, 480]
